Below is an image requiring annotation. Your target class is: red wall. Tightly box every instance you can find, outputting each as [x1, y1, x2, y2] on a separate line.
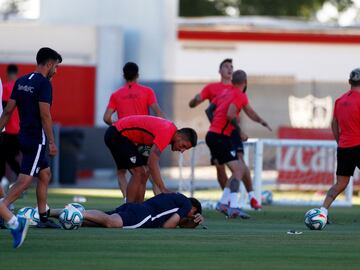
[0, 64, 96, 126]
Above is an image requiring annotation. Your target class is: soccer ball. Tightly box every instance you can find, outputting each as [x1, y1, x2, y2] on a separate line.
[304, 208, 327, 230]
[261, 190, 273, 205]
[68, 203, 85, 212]
[59, 206, 83, 230]
[17, 207, 39, 226]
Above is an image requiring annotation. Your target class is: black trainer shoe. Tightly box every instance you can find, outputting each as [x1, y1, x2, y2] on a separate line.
[36, 219, 61, 229]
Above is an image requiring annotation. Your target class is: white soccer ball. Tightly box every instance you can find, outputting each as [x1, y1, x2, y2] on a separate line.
[304, 208, 327, 230]
[68, 203, 85, 212]
[17, 207, 39, 226]
[261, 190, 273, 205]
[59, 206, 83, 230]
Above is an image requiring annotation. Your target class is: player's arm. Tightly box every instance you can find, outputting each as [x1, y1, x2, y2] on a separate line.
[227, 103, 248, 141]
[331, 117, 339, 144]
[243, 104, 272, 131]
[0, 99, 16, 131]
[162, 213, 180, 228]
[205, 103, 216, 122]
[103, 108, 115, 126]
[147, 145, 169, 193]
[39, 101, 57, 156]
[149, 103, 166, 118]
[189, 94, 203, 108]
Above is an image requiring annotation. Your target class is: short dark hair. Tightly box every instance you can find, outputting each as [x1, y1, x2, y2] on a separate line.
[123, 62, 139, 81]
[232, 70, 247, 84]
[189, 197, 202, 214]
[219, 58, 232, 69]
[178, 128, 197, 147]
[7, 64, 18, 75]
[349, 68, 360, 87]
[36, 47, 62, 65]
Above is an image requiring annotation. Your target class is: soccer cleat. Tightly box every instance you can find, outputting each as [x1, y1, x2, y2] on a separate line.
[215, 202, 229, 215]
[36, 218, 61, 229]
[10, 216, 29, 248]
[250, 197, 262, 210]
[227, 207, 251, 219]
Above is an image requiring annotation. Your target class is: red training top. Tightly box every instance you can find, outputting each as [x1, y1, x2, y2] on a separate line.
[113, 115, 177, 152]
[2, 80, 20, 134]
[209, 87, 248, 136]
[200, 82, 233, 102]
[107, 82, 157, 117]
[333, 90, 360, 148]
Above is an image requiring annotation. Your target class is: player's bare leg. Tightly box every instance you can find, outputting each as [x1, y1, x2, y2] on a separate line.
[127, 166, 149, 203]
[215, 164, 227, 190]
[322, 175, 350, 209]
[117, 169, 128, 199]
[223, 160, 250, 219]
[238, 153, 261, 209]
[36, 168, 51, 214]
[2, 174, 32, 206]
[83, 210, 123, 228]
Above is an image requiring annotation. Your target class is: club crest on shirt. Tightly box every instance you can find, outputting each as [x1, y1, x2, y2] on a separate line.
[230, 151, 236, 157]
[130, 156, 137, 163]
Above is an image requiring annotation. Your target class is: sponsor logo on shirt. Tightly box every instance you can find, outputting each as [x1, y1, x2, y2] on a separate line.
[130, 156, 137, 163]
[18, 84, 34, 93]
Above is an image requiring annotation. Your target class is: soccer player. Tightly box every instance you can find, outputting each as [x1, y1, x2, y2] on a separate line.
[54, 193, 204, 229]
[0, 47, 62, 231]
[103, 62, 165, 199]
[205, 70, 271, 218]
[320, 68, 360, 218]
[104, 115, 197, 203]
[189, 59, 264, 210]
[0, 64, 21, 199]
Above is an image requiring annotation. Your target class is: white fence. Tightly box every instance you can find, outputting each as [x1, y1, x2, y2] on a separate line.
[179, 139, 353, 207]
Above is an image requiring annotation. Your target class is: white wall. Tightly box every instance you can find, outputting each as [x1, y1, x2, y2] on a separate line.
[39, 0, 178, 81]
[175, 40, 360, 82]
[0, 23, 97, 65]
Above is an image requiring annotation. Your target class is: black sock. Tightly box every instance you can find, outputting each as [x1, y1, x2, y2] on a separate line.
[39, 209, 50, 222]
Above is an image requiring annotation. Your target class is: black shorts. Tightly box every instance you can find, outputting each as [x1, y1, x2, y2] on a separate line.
[205, 131, 237, 165]
[104, 126, 147, 170]
[336, 145, 360, 176]
[230, 129, 244, 154]
[20, 142, 48, 177]
[106, 203, 152, 228]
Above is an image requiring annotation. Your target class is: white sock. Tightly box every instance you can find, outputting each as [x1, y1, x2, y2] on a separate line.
[229, 192, 239, 208]
[7, 215, 19, 230]
[320, 207, 328, 215]
[248, 191, 255, 200]
[220, 188, 231, 204]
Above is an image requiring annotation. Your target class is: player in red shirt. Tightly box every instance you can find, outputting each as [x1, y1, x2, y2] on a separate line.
[189, 59, 265, 210]
[0, 64, 20, 199]
[206, 70, 271, 218]
[104, 115, 197, 203]
[103, 62, 165, 199]
[321, 68, 360, 218]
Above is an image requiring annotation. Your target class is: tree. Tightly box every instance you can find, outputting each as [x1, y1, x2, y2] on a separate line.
[0, 0, 28, 21]
[179, 0, 355, 20]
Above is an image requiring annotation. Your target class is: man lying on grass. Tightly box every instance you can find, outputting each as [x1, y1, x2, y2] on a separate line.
[52, 193, 204, 229]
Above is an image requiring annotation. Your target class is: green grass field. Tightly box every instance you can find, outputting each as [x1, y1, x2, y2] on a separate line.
[1, 188, 360, 270]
